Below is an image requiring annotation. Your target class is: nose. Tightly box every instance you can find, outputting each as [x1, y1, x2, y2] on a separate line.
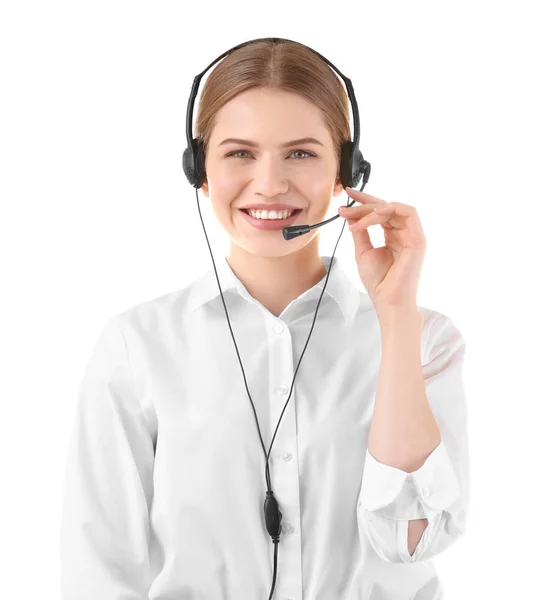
[251, 153, 288, 197]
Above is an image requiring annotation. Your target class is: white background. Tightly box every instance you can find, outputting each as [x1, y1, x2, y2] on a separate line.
[1, 1, 540, 598]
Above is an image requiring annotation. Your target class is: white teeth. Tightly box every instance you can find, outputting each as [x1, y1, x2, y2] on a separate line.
[247, 209, 295, 220]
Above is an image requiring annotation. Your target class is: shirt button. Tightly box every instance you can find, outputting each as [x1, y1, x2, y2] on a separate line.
[273, 322, 284, 334]
[282, 522, 294, 534]
[282, 452, 292, 462]
[277, 385, 289, 395]
[422, 486, 431, 498]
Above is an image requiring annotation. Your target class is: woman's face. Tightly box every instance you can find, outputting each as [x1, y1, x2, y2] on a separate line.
[200, 87, 344, 258]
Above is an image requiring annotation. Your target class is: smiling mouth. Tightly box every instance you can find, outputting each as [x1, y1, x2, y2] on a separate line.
[240, 209, 302, 218]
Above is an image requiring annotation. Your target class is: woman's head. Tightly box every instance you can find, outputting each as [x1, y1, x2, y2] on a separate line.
[197, 39, 352, 259]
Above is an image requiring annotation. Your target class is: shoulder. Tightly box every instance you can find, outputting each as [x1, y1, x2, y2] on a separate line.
[109, 277, 199, 340]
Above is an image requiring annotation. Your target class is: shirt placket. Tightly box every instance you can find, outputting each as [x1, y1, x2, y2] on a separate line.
[267, 315, 303, 600]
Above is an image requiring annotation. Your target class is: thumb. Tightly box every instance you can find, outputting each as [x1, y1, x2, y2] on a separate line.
[345, 217, 374, 255]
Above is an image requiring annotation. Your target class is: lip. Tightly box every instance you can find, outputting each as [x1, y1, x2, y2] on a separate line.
[240, 204, 301, 211]
[239, 208, 303, 231]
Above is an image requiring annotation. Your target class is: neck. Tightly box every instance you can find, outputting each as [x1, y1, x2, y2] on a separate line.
[226, 237, 327, 318]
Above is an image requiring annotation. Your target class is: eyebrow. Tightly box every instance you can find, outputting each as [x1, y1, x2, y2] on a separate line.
[218, 137, 325, 148]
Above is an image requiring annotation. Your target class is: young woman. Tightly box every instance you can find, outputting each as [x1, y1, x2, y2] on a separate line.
[60, 38, 469, 600]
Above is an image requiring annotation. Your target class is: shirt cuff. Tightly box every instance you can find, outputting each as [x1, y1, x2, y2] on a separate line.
[358, 441, 461, 520]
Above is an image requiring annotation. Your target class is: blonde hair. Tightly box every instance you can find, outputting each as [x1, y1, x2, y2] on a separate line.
[194, 39, 352, 180]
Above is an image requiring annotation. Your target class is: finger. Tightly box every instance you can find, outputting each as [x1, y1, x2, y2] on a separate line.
[375, 202, 419, 219]
[345, 187, 387, 204]
[338, 202, 382, 216]
[348, 209, 394, 232]
[352, 204, 423, 235]
[373, 203, 422, 230]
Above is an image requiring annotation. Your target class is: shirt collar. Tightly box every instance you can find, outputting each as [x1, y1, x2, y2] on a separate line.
[188, 254, 362, 322]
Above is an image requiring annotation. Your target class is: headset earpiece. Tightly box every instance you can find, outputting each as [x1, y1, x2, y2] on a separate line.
[339, 141, 371, 190]
[183, 138, 206, 189]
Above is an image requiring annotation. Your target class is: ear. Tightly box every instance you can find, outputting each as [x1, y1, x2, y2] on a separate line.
[200, 179, 209, 197]
[333, 176, 344, 197]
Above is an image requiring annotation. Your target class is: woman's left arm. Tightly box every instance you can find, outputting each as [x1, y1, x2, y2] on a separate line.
[340, 188, 469, 562]
[370, 307, 442, 556]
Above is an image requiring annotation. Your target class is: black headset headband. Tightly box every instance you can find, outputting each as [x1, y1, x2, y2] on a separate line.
[185, 37, 360, 154]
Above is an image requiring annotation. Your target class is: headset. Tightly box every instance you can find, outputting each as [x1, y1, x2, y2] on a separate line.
[181, 37, 371, 599]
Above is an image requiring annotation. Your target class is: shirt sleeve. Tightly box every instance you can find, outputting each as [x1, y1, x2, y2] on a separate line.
[60, 316, 155, 599]
[357, 313, 469, 564]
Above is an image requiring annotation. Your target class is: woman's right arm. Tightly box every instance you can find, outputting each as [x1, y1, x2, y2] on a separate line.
[60, 316, 154, 600]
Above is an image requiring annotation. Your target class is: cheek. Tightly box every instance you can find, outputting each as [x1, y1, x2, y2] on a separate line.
[210, 159, 244, 181]
[206, 164, 244, 193]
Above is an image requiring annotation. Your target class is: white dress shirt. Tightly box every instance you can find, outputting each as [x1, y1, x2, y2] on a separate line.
[60, 254, 469, 600]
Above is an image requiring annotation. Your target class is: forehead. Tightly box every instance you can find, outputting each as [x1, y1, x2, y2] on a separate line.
[209, 88, 330, 143]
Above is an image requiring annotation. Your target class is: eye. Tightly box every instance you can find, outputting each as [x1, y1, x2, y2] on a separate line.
[225, 149, 316, 159]
[290, 150, 315, 159]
